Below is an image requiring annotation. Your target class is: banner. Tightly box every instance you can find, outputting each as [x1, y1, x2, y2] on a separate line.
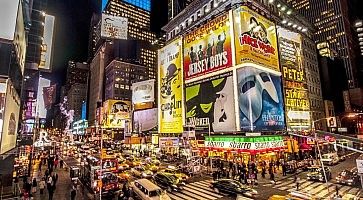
[237, 66, 285, 131]
[39, 15, 55, 71]
[101, 14, 128, 40]
[158, 38, 183, 133]
[204, 136, 284, 150]
[183, 12, 232, 80]
[278, 28, 311, 130]
[186, 71, 236, 132]
[233, 6, 279, 72]
[159, 137, 179, 147]
[134, 108, 157, 132]
[103, 100, 131, 128]
[132, 79, 155, 104]
[43, 84, 56, 109]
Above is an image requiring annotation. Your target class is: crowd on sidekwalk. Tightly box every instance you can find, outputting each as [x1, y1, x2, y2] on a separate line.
[16, 151, 67, 200]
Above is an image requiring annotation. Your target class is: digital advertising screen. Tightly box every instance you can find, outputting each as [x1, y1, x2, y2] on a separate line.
[237, 66, 285, 132]
[233, 6, 280, 72]
[185, 71, 236, 132]
[183, 12, 232, 80]
[158, 38, 183, 134]
[39, 14, 55, 71]
[132, 79, 155, 104]
[103, 100, 131, 128]
[37, 77, 51, 119]
[101, 14, 128, 40]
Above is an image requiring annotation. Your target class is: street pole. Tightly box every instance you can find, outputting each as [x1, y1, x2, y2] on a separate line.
[208, 123, 212, 174]
[99, 126, 103, 200]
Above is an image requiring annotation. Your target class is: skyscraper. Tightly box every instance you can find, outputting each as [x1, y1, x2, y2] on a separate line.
[286, 0, 357, 87]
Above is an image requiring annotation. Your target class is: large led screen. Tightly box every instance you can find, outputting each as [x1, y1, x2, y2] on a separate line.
[158, 38, 183, 133]
[183, 12, 232, 80]
[185, 71, 236, 132]
[0, 0, 20, 40]
[237, 66, 285, 131]
[37, 77, 51, 119]
[39, 15, 55, 71]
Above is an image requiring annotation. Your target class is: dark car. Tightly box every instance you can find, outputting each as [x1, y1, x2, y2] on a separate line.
[210, 179, 258, 198]
[152, 172, 185, 192]
[336, 169, 360, 186]
[306, 166, 332, 182]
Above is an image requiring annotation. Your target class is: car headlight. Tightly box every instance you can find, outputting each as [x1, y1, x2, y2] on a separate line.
[244, 192, 252, 197]
[348, 179, 353, 182]
[142, 172, 147, 177]
[252, 189, 258, 195]
[172, 184, 178, 188]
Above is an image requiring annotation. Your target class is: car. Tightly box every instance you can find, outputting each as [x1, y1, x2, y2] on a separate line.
[131, 179, 171, 200]
[118, 159, 130, 171]
[145, 157, 161, 166]
[163, 167, 189, 182]
[336, 169, 360, 186]
[210, 179, 258, 198]
[145, 164, 159, 173]
[321, 153, 339, 165]
[152, 172, 185, 192]
[118, 171, 131, 182]
[306, 166, 332, 182]
[126, 158, 142, 168]
[131, 166, 154, 178]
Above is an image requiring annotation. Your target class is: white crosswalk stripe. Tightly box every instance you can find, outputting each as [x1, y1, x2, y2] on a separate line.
[168, 179, 255, 200]
[264, 179, 361, 199]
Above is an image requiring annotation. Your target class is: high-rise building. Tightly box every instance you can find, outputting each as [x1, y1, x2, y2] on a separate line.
[66, 61, 89, 88]
[68, 83, 88, 121]
[167, 0, 194, 20]
[286, 0, 357, 87]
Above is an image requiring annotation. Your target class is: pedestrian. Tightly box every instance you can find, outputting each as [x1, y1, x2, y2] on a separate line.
[294, 173, 297, 183]
[60, 160, 64, 169]
[296, 177, 300, 190]
[282, 163, 287, 176]
[13, 176, 19, 196]
[26, 179, 32, 194]
[335, 185, 339, 196]
[276, 160, 280, 170]
[32, 178, 37, 194]
[48, 186, 54, 200]
[39, 178, 45, 195]
[261, 167, 266, 178]
[270, 172, 275, 184]
[71, 184, 77, 200]
[54, 159, 59, 169]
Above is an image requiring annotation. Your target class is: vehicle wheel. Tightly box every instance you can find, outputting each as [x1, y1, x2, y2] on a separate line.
[214, 188, 219, 193]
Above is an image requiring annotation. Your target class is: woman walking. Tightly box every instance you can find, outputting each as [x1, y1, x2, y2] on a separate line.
[32, 178, 37, 194]
[39, 178, 46, 195]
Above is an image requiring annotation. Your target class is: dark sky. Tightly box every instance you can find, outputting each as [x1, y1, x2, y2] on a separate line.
[46, 0, 168, 86]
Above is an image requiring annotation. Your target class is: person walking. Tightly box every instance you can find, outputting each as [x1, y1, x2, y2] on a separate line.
[13, 176, 19, 196]
[60, 160, 64, 169]
[32, 178, 37, 194]
[282, 163, 287, 176]
[39, 178, 45, 195]
[296, 177, 300, 191]
[261, 166, 266, 178]
[54, 158, 59, 169]
[71, 184, 77, 200]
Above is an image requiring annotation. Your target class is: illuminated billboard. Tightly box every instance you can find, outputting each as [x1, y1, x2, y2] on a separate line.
[0, 79, 20, 154]
[278, 27, 311, 130]
[37, 77, 51, 119]
[13, 0, 26, 73]
[103, 100, 131, 128]
[158, 38, 183, 133]
[0, 0, 20, 40]
[185, 71, 236, 132]
[233, 6, 279, 72]
[183, 12, 232, 80]
[134, 108, 157, 132]
[132, 79, 155, 104]
[237, 66, 285, 131]
[101, 14, 128, 40]
[39, 15, 55, 71]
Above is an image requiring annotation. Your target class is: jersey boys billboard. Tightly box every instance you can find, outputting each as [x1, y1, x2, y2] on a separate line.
[183, 12, 232, 80]
[158, 38, 183, 133]
[278, 28, 311, 130]
[237, 66, 285, 131]
[233, 6, 280, 72]
[185, 72, 236, 132]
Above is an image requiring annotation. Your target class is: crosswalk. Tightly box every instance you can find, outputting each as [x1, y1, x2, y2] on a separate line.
[263, 178, 361, 199]
[167, 179, 254, 200]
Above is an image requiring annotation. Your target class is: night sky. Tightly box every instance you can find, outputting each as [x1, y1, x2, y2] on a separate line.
[46, 0, 168, 87]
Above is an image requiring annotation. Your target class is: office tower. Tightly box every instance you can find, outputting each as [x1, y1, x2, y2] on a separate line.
[286, 0, 357, 87]
[168, 0, 195, 20]
[66, 61, 89, 88]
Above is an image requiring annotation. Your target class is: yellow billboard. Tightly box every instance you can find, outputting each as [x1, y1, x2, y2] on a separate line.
[158, 38, 183, 133]
[103, 100, 131, 128]
[233, 6, 280, 72]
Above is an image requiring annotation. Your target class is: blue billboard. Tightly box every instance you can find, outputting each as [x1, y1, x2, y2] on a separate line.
[81, 101, 87, 120]
[237, 66, 285, 132]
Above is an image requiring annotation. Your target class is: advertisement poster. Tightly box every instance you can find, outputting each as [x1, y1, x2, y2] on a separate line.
[278, 28, 311, 130]
[237, 66, 285, 131]
[186, 71, 236, 132]
[132, 79, 155, 104]
[101, 14, 128, 40]
[158, 38, 183, 133]
[39, 15, 55, 71]
[103, 100, 131, 128]
[134, 108, 157, 132]
[0, 80, 20, 154]
[183, 12, 232, 80]
[0, 0, 20, 40]
[233, 6, 280, 72]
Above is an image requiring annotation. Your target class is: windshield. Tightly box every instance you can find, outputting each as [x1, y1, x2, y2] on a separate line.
[340, 170, 352, 177]
[149, 189, 163, 197]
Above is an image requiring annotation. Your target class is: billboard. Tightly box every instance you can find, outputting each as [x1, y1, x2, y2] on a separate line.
[237, 66, 285, 131]
[233, 6, 279, 72]
[134, 108, 157, 132]
[186, 71, 236, 132]
[183, 12, 232, 80]
[132, 79, 155, 104]
[278, 27, 311, 130]
[13, 0, 26, 73]
[39, 15, 55, 71]
[103, 100, 131, 128]
[101, 14, 128, 40]
[0, 0, 20, 40]
[81, 101, 87, 120]
[0, 80, 20, 154]
[36, 77, 51, 118]
[158, 38, 183, 133]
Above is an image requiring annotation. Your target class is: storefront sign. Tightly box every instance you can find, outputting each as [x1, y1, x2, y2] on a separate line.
[185, 72, 236, 132]
[356, 158, 363, 174]
[158, 38, 184, 133]
[204, 139, 284, 150]
[183, 12, 232, 80]
[277, 27, 311, 130]
[237, 67, 285, 131]
[233, 6, 279, 72]
[159, 137, 179, 147]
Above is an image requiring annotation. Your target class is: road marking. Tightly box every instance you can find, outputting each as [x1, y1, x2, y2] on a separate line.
[309, 183, 328, 195]
[170, 191, 195, 200]
[184, 184, 223, 198]
[178, 189, 208, 200]
[168, 192, 186, 200]
[302, 182, 322, 193]
[182, 186, 218, 200]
